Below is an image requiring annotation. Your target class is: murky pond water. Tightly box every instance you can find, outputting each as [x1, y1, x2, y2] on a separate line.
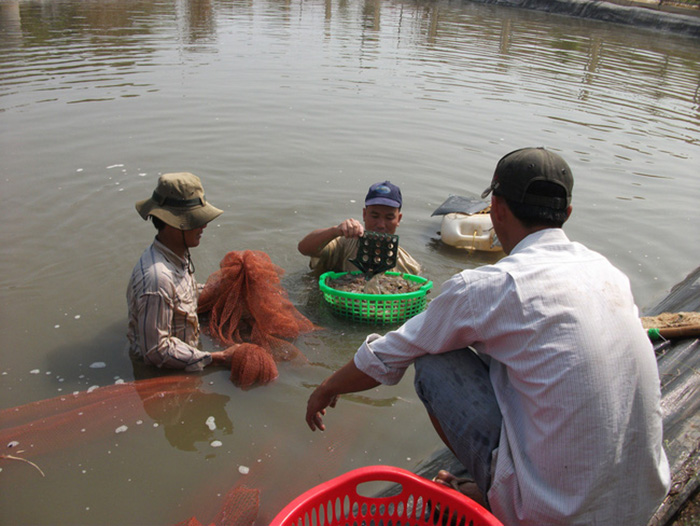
[1, 0, 699, 523]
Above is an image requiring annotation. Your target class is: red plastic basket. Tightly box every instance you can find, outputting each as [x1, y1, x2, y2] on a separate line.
[269, 465, 503, 526]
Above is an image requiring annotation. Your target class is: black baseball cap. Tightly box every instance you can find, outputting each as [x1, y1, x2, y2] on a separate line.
[481, 147, 573, 210]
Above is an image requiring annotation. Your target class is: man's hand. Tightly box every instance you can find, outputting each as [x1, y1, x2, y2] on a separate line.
[210, 344, 240, 366]
[306, 384, 339, 431]
[305, 360, 380, 431]
[336, 218, 364, 239]
[298, 219, 364, 257]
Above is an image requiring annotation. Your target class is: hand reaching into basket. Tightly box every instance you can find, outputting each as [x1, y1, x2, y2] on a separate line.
[306, 360, 380, 431]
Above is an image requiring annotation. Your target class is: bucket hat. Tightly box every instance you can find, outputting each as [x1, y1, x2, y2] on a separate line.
[365, 181, 402, 208]
[481, 147, 573, 210]
[135, 172, 223, 230]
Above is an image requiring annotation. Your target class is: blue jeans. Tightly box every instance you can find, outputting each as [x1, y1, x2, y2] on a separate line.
[414, 348, 502, 495]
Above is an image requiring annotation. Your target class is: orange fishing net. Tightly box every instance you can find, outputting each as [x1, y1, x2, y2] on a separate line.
[175, 485, 260, 526]
[173, 411, 373, 526]
[198, 250, 316, 387]
[229, 343, 279, 389]
[0, 376, 262, 526]
[0, 376, 201, 462]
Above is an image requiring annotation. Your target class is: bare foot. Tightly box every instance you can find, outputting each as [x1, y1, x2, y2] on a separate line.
[432, 470, 489, 509]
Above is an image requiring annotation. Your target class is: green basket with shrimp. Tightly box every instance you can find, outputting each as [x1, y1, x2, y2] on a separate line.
[319, 271, 433, 325]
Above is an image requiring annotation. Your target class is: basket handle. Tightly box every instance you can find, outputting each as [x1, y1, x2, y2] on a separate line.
[345, 465, 425, 496]
[269, 465, 504, 526]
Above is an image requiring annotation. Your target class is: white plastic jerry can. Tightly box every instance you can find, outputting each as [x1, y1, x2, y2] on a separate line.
[440, 212, 502, 252]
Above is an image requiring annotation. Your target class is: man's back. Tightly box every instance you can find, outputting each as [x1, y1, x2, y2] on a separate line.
[469, 229, 670, 524]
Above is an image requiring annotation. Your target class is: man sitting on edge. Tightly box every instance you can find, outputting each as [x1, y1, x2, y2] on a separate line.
[305, 148, 670, 525]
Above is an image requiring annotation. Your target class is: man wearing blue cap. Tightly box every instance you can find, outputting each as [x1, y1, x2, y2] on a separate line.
[297, 181, 421, 275]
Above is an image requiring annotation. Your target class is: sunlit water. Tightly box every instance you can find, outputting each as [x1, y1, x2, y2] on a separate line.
[1, 0, 699, 523]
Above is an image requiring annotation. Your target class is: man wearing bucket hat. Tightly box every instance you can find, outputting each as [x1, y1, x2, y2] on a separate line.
[127, 172, 238, 371]
[297, 181, 421, 275]
[305, 148, 669, 525]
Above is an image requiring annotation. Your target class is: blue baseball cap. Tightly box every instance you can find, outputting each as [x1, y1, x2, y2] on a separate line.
[365, 181, 402, 208]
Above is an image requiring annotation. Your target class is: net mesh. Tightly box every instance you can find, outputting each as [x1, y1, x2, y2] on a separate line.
[198, 250, 317, 387]
[212, 485, 260, 526]
[229, 343, 279, 389]
[0, 375, 201, 461]
[175, 484, 260, 526]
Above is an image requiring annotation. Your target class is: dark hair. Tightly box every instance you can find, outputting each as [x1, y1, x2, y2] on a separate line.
[496, 181, 569, 228]
[151, 216, 166, 231]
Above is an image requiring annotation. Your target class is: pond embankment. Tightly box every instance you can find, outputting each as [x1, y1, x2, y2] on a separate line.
[464, 0, 700, 37]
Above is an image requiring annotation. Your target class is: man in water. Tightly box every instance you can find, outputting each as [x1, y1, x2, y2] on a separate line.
[127, 172, 238, 371]
[297, 181, 421, 275]
[305, 148, 669, 525]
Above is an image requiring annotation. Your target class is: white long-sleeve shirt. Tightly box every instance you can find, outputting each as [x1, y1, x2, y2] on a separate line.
[127, 239, 212, 371]
[355, 228, 669, 525]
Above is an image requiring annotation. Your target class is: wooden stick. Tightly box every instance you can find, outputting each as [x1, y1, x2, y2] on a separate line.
[648, 325, 700, 341]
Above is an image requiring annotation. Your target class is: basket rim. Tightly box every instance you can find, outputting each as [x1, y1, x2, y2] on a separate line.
[319, 271, 433, 300]
[269, 465, 503, 525]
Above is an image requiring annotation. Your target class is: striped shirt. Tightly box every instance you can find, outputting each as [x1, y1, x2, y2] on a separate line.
[355, 228, 669, 525]
[127, 239, 212, 371]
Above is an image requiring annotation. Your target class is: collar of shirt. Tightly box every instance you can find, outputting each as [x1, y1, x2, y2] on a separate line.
[510, 227, 570, 255]
[152, 237, 189, 273]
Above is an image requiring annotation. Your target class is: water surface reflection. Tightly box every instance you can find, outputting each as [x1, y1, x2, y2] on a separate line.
[1, 0, 699, 524]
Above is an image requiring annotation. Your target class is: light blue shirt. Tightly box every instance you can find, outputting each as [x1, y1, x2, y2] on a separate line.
[355, 228, 669, 525]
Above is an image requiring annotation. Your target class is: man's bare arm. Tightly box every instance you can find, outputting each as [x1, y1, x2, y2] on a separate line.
[305, 359, 380, 431]
[297, 218, 364, 257]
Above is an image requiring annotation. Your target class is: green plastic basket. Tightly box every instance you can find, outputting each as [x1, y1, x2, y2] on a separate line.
[319, 271, 433, 325]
